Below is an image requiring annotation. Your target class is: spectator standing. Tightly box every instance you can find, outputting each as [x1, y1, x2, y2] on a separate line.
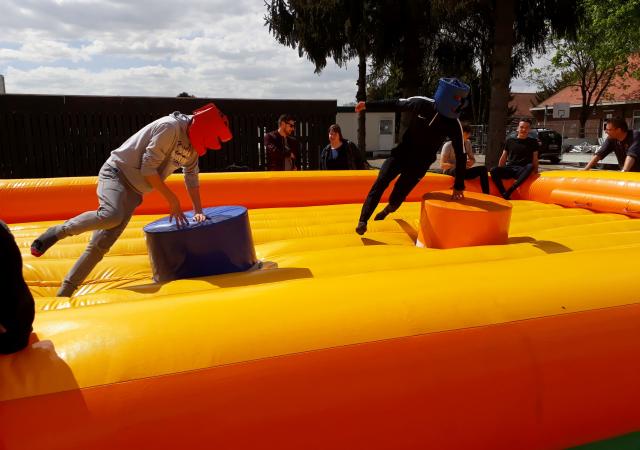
[320, 124, 369, 170]
[264, 114, 299, 171]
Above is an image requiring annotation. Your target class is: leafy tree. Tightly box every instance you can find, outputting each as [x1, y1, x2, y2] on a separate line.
[264, 0, 372, 153]
[527, 0, 640, 137]
[264, 0, 582, 167]
[265, 1, 457, 147]
[364, 0, 580, 163]
[525, 67, 575, 104]
[482, 0, 582, 168]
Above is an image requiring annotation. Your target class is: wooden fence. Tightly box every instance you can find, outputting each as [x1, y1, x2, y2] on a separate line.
[0, 94, 336, 178]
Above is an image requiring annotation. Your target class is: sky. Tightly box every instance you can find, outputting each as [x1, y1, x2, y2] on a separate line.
[0, 0, 536, 106]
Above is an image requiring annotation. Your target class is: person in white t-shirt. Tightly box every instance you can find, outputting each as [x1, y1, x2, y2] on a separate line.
[440, 123, 489, 194]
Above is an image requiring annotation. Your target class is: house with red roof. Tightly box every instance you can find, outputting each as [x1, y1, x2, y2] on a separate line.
[530, 63, 640, 140]
[509, 92, 538, 121]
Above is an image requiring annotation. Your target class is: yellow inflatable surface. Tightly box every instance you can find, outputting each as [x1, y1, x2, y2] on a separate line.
[2, 170, 640, 450]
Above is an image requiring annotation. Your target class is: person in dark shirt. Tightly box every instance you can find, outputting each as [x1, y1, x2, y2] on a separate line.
[320, 124, 368, 170]
[584, 117, 640, 172]
[354, 77, 470, 235]
[264, 114, 300, 171]
[490, 120, 539, 199]
[0, 220, 35, 354]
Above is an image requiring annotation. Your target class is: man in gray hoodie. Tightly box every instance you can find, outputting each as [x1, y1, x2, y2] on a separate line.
[30, 103, 232, 297]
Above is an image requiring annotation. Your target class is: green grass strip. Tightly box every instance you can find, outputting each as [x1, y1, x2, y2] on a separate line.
[568, 431, 640, 449]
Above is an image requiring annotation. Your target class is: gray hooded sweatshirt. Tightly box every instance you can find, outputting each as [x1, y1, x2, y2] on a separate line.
[107, 112, 200, 194]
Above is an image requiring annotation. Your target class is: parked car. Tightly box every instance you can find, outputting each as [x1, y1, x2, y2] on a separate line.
[507, 128, 563, 164]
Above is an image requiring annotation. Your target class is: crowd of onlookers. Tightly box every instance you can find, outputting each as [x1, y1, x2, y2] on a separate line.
[268, 113, 638, 193]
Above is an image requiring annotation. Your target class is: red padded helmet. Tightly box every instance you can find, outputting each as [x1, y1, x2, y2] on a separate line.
[188, 103, 233, 156]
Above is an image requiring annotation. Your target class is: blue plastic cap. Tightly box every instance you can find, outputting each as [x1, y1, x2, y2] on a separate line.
[143, 206, 257, 282]
[434, 78, 470, 119]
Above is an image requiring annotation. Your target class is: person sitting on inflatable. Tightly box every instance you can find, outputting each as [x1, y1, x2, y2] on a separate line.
[30, 103, 233, 297]
[354, 77, 470, 235]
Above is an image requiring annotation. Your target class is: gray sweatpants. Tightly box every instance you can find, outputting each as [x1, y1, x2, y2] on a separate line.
[57, 163, 142, 296]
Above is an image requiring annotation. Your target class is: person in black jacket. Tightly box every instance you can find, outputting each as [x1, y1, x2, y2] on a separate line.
[320, 124, 369, 170]
[0, 220, 35, 354]
[355, 78, 470, 235]
[264, 114, 300, 171]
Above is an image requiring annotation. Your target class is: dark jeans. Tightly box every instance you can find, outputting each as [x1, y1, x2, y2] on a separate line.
[490, 163, 534, 198]
[444, 166, 490, 194]
[358, 155, 432, 223]
[57, 163, 143, 296]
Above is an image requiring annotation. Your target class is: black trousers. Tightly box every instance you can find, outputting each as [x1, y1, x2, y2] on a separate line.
[490, 163, 534, 197]
[0, 329, 32, 354]
[444, 166, 490, 194]
[358, 156, 432, 223]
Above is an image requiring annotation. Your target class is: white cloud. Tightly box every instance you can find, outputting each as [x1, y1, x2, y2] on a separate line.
[0, 1, 541, 105]
[0, 0, 360, 104]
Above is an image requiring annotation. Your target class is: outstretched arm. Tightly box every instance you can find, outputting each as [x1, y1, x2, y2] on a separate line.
[355, 97, 435, 115]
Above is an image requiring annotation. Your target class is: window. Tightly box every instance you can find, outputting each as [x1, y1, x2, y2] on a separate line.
[633, 110, 640, 131]
[379, 119, 393, 135]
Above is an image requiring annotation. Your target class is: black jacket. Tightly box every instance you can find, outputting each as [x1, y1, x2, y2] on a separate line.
[366, 97, 466, 189]
[0, 220, 35, 354]
[320, 139, 367, 170]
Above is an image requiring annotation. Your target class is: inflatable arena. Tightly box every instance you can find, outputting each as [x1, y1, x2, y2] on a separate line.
[1, 170, 639, 449]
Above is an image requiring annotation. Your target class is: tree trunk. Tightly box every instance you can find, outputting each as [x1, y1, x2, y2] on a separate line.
[486, 0, 516, 169]
[578, 107, 589, 138]
[399, 8, 422, 137]
[356, 51, 367, 157]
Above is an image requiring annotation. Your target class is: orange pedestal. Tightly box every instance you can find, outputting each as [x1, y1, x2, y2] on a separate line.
[416, 190, 512, 249]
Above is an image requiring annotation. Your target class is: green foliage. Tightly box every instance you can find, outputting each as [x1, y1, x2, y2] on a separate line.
[525, 67, 576, 103]
[264, 0, 371, 73]
[528, 0, 640, 136]
[582, 0, 640, 58]
[547, 0, 639, 78]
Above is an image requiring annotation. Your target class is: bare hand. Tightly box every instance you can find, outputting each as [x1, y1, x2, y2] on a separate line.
[193, 213, 206, 223]
[451, 189, 464, 200]
[355, 101, 366, 113]
[168, 198, 188, 227]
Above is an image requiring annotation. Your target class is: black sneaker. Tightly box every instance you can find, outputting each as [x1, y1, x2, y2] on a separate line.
[30, 226, 61, 257]
[374, 208, 389, 221]
[355, 221, 367, 235]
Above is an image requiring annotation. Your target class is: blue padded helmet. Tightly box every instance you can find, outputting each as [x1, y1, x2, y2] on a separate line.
[434, 78, 470, 119]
